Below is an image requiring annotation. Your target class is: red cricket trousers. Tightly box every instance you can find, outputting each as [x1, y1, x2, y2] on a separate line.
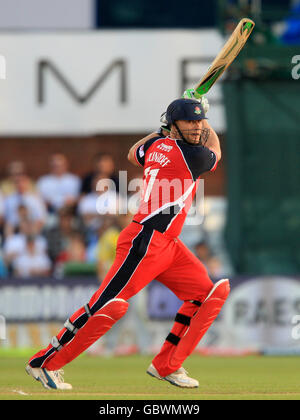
[29, 221, 213, 376]
[90, 221, 213, 306]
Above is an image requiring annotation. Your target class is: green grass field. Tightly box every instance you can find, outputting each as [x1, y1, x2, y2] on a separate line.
[1, 349, 300, 400]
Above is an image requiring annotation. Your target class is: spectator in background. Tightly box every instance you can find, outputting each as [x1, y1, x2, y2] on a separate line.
[3, 215, 47, 272]
[55, 231, 86, 265]
[44, 206, 85, 263]
[0, 160, 35, 197]
[37, 153, 81, 213]
[44, 206, 86, 277]
[4, 174, 47, 236]
[78, 175, 104, 234]
[81, 152, 119, 195]
[96, 215, 122, 280]
[96, 212, 133, 281]
[78, 174, 121, 257]
[12, 235, 51, 278]
[194, 240, 225, 280]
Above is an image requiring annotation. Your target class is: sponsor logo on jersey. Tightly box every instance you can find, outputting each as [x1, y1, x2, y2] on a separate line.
[157, 143, 173, 153]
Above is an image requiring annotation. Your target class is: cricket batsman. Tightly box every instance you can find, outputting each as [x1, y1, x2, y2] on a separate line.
[25, 92, 230, 389]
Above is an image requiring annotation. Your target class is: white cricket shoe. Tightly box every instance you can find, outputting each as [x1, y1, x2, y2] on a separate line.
[25, 365, 72, 390]
[147, 363, 199, 388]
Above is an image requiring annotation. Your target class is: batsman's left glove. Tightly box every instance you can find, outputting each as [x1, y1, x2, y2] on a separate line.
[183, 88, 210, 114]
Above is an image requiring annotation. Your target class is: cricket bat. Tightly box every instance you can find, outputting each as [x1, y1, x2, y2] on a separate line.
[193, 18, 255, 98]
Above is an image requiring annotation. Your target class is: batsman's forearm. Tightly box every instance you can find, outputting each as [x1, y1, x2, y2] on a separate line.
[127, 132, 158, 165]
[204, 121, 221, 161]
[129, 132, 158, 155]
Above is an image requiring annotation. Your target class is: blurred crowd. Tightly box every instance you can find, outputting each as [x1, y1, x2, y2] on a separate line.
[0, 152, 124, 280]
[0, 152, 230, 281]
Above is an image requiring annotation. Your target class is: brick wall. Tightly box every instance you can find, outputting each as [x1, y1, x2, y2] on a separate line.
[0, 134, 226, 195]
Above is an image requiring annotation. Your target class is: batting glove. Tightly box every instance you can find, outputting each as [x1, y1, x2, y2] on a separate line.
[183, 88, 210, 114]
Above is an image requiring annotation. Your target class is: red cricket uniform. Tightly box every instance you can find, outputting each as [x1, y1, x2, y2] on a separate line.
[29, 135, 219, 376]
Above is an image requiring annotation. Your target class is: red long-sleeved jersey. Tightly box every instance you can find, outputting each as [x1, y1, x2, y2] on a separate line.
[133, 135, 217, 238]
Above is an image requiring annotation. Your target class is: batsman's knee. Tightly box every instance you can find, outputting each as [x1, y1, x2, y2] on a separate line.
[51, 298, 129, 354]
[60, 298, 129, 346]
[204, 278, 230, 303]
[190, 278, 230, 308]
[92, 298, 129, 321]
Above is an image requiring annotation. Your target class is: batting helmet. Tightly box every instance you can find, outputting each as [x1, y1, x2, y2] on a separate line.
[165, 98, 207, 126]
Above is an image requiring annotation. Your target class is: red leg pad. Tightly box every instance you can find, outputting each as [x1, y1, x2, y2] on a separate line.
[169, 279, 230, 372]
[45, 299, 129, 371]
